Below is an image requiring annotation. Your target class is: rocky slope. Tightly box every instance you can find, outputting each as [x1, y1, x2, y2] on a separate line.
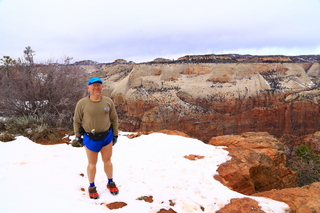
[209, 132, 298, 195]
[207, 131, 319, 213]
[83, 54, 320, 142]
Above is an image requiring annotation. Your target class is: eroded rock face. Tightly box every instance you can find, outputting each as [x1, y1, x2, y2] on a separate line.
[88, 61, 320, 142]
[209, 132, 298, 195]
[253, 182, 320, 213]
[216, 198, 266, 213]
[293, 133, 320, 154]
[206, 131, 319, 212]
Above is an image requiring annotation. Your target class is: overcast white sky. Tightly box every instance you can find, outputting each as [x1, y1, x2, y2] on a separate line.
[1, 0, 320, 63]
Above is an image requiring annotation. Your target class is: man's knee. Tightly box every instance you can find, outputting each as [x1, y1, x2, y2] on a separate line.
[103, 159, 112, 166]
[88, 162, 97, 170]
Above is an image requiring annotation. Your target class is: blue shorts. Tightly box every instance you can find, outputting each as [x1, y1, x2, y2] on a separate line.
[83, 129, 113, 152]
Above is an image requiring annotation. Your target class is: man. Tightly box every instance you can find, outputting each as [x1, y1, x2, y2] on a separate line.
[73, 77, 119, 199]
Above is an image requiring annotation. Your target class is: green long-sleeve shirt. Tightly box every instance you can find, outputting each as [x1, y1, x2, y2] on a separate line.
[73, 96, 119, 137]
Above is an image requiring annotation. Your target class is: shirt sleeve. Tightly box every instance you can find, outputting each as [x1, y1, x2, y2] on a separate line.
[108, 98, 119, 136]
[73, 100, 83, 137]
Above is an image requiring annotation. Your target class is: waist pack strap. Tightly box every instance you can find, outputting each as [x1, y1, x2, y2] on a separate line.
[86, 129, 110, 141]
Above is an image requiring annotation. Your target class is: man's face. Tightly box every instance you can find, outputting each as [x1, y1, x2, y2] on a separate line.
[88, 83, 102, 95]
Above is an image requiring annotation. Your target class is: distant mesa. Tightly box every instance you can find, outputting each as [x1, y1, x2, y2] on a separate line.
[72, 53, 320, 65]
[153, 58, 172, 62]
[114, 59, 127, 64]
[178, 54, 233, 61]
[176, 54, 320, 63]
[73, 60, 98, 65]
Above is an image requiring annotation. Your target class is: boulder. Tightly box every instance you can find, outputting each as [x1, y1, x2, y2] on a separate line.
[209, 132, 298, 195]
[253, 182, 320, 213]
[216, 198, 265, 213]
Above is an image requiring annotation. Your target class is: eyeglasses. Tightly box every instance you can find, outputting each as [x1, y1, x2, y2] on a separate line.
[90, 84, 102, 87]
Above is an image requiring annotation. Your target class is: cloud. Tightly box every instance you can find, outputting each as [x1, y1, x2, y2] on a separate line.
[1, 0, 319, 63]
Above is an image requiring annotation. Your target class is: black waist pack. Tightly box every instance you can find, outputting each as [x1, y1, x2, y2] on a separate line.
[86, 129, 110, 141]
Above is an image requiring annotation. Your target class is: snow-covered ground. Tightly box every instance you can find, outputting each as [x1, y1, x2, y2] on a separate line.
[0, 132, 290, 213]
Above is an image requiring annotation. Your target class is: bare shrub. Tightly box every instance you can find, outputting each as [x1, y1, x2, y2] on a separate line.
[0, 55, 87, 129]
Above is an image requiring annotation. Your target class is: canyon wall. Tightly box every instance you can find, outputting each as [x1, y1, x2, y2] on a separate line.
[87, 60, 320, 142]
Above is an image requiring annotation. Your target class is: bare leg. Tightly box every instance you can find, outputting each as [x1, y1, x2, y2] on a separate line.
[85, 147, 99, 183]
[101, 142, 113, 179]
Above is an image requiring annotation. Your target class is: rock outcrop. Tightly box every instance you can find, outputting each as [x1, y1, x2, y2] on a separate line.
[208, 131, 320, 212]
[216, 198, 267, 213]
[87, 59, 320, 142]
[215, 183, 320, 213]
[253, 182, 320, 213]
[208, 132, 298, 195]
[291, 132, 320, 155]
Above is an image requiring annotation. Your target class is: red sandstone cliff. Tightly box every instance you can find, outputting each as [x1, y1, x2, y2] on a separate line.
[86, 61, 320, 142]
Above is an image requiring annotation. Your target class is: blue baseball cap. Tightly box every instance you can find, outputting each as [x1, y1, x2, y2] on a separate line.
[88, 77, 103, 85]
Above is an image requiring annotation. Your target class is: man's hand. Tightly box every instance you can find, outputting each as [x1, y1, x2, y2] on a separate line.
[113, 136, 118, 146]
[71, 137, 83, 147]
